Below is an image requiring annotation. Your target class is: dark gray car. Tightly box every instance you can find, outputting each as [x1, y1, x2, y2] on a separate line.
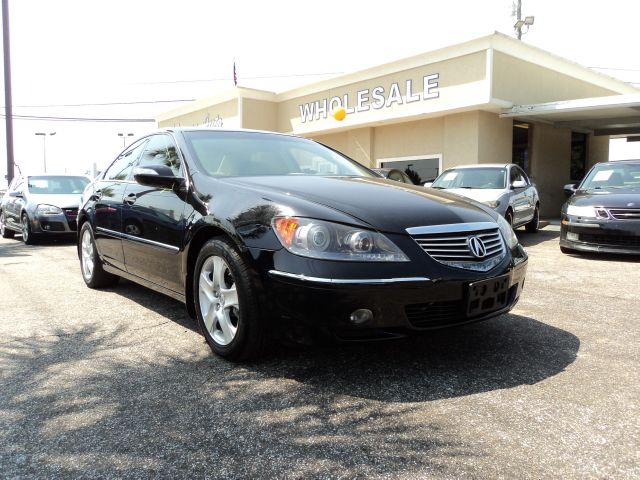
[0, 174, 89, 244]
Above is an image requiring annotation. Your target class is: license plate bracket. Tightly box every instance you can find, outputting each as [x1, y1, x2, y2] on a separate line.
[467, 273, 510, 317]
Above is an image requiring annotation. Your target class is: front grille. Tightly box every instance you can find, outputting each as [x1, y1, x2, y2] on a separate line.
[608, 208, 640, 220]
[405, 301, 464, 328]
[40, 221, 65, 232]
[63, 208, 78, 231]
[407, 222, 506, 272]
[579, 233, 640, 247]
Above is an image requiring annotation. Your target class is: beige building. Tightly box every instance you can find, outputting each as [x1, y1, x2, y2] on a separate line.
[157, 32, 640, 217]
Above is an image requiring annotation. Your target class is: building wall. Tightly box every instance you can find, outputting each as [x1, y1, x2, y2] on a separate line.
[278, 51, 488, 135]
[374, 117, 444, 163]
[588, 135, 610, 168]
[530, 123, 572, 217]
[442, 112, 480, 168]
[477, 111, 513, 164]
[312, 128, 375, 167]
[492, 52, 617, 104]
[241, 98, 277, 131]
[157, 99, 238, 129]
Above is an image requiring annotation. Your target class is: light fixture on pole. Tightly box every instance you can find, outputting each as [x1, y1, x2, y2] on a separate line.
[118, 132, 134, 148]
[512, 0, 534, 40]
[34, 132, 56, 172]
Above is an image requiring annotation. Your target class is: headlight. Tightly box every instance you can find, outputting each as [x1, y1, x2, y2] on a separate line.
[496, 214, 518, 249]
[481, 200, 501, 209]
[273, 217, 409, 262]
[566, 205, 597, 218]
[35, 204, 63, 215]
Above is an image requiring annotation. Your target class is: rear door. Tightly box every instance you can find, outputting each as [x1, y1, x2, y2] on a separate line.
[93, 139, 148, 272]
[509, 165, 534, 225]
[121, 133, 188, 293]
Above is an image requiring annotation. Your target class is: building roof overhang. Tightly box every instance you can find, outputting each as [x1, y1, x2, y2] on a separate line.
[499, 93, 640, 137]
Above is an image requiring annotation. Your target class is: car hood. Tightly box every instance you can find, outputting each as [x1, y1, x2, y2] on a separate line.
[224, 176, 497, 233]
[570, 188, 640, 208]
[27, 193, 83, 209]
[435, 188, 504, 203]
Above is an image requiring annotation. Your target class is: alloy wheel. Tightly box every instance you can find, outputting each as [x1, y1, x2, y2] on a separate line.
[81, 228, 95, 281]
[198, 255, 240, 346]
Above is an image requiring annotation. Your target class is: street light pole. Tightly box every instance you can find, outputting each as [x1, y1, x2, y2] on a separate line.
[118, 132, 134, 148]
[34, 132, 56, 172]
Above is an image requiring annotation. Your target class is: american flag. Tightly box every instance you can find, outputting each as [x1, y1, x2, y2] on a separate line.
[233, 61, 237, 86]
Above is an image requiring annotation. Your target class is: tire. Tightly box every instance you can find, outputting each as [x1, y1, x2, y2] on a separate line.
[525, 205, 540, 233]
[21, 213, 37, 245]
[79, 222, 119, 288]
[0, 211, 15, 239]
[193, 237, 266, 361]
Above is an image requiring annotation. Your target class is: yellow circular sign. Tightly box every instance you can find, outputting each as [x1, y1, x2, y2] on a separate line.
[332, 107, 346, 121]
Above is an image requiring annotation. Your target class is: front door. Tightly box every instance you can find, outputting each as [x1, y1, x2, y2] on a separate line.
[121, 134, 187, 293]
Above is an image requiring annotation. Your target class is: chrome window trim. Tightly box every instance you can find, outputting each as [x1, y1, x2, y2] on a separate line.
[406, 222, 498, 235]
[96, 227, 180, 252]
[269, 270, 430, 284]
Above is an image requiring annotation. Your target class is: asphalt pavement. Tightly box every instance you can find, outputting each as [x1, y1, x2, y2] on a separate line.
[0, 226, 638, 479]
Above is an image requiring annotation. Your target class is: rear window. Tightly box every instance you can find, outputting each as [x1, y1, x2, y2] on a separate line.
[432, 168, 507, 189]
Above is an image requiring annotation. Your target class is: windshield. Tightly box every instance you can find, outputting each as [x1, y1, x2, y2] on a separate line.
[27, 176, 89, 194]
[580, 163, 640, 190]
[431, 168, 506, 189]
[183, 130, 375, 178]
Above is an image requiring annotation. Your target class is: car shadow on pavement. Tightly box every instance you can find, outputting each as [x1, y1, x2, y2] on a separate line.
[251, 313, 579, 403]
[515, 227, 560, 248]
[0, 313, 579, 478]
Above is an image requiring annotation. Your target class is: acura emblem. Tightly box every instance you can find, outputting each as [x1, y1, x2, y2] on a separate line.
[468, 236, 487, 258]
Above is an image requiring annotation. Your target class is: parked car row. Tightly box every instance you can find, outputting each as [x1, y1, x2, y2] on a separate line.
[3, 127, 636, 362]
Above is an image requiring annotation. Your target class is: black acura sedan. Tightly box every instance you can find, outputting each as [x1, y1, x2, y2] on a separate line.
[77, 128, 528, 360]
[560, 160, 640, 255]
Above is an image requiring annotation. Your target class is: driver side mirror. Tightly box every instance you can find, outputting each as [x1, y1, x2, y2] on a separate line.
[511, 180, 527, 189]
[133, 165, 185, 190]
[9, 191, 23, 198]
[563, 183, 578, 197]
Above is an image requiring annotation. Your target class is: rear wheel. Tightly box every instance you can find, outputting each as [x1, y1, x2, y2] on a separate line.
[193, 237, 266, 361]
[21, 213, 37, 245]
[525, 205, 540, 233]
[79, 222, 119, 288]
[0, 211, 15, 238]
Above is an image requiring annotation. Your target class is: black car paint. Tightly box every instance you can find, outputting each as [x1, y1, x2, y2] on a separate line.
[78, 129, 528, 340]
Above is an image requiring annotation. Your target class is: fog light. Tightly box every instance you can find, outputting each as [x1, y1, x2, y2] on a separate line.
[567, 232, 579, 241]
[349, 309, 373, 325]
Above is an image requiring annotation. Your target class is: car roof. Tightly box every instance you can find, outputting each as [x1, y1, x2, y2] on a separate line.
[445, 163, 511, 170]
[161, 127, 298, 139]
[596, 159, 640, 165]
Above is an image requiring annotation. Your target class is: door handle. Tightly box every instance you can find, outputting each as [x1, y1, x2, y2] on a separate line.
[124, 193, 137, 205]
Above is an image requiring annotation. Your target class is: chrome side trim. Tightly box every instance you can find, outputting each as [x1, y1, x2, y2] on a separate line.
[96, 227, 180, 252]
[406, 222, 498, 235]
[269, 270, 430, 284]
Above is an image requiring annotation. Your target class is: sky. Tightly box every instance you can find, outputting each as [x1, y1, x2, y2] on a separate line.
[2, 0, 640, 187]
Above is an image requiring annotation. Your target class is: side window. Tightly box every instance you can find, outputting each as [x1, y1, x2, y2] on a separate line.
[510, 166, 527, 185]
[104, 139, 148, 181]
[138, 134, 182, 176]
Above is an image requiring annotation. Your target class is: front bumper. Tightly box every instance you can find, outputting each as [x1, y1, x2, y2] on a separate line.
[31, 211, 78, 235]
[264, 248, 528, 340]
[560, 215, 640, 255]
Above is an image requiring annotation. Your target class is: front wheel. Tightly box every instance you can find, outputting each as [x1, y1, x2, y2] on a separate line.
[525, 205, 540, 233]
[504, 210, 514, 228]
[193, 237, 266, 361]
[79, 222, 119, 288]
[1, 211, 15, 238]
[21, 213, 37, 245]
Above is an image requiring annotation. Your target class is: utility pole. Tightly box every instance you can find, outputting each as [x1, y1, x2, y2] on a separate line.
[513, 0, 534, 41]
[2, 0, 15, 185]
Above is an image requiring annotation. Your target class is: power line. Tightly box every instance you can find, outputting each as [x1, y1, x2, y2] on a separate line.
[0, 113, 155, 122]
[129, 71, 343, 85]
[3, 98, 196, 109]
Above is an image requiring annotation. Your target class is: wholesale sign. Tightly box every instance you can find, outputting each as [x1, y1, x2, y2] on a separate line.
[299, 74, 440, 123]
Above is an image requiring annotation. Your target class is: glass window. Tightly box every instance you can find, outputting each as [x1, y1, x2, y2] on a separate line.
[138, 134, 182, 176]
[26, 176, 89, 194]
[512, 121, 532, 173]
[571, 132, 588, 181]
[510, 166, 528, 185]
[183, 130, 373, 178]
[432, 167, 506, 189]
[104, 139, 148, 181]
